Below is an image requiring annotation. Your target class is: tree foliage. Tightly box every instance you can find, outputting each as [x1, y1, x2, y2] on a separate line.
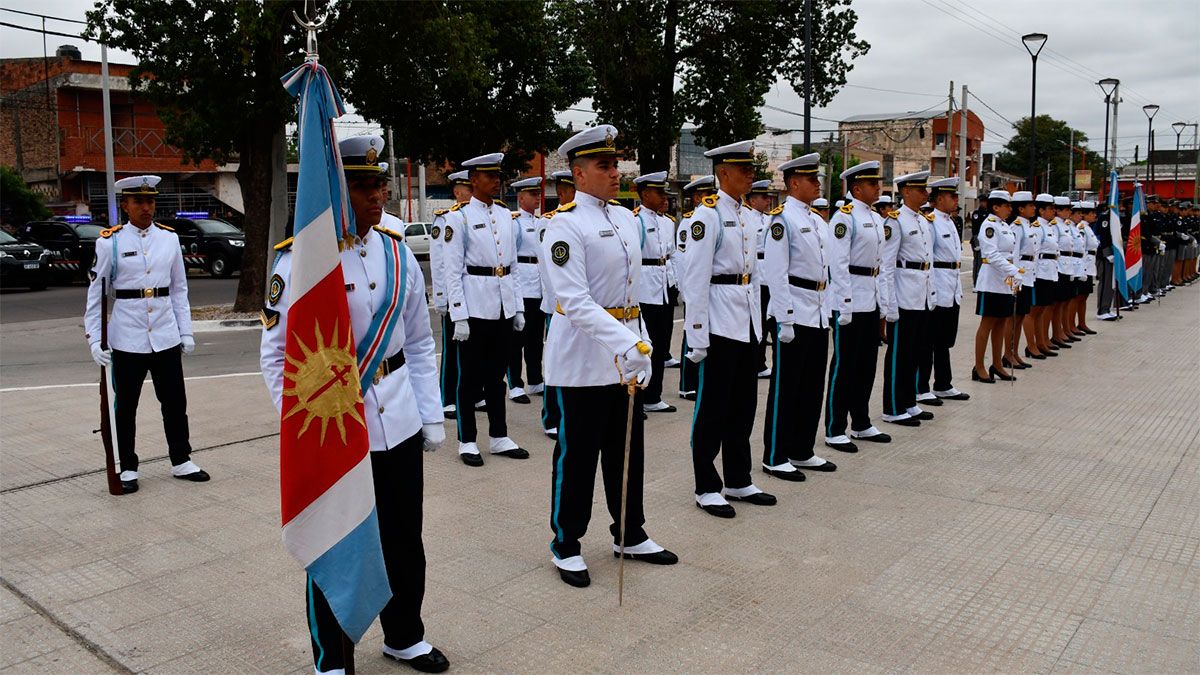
[995, 115, 1104, 195]
[328, 0, 591, 172]
[0, 166, 52, 227]
[556, 0, 869, 173]
[85, 0, 306, 311]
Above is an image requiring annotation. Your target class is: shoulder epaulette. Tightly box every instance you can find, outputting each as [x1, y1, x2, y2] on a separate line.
[768, 205, 784, 216]
[434, 208, 449, 216]
[372, 225, 404, 241]
[511, 211, 520, 219]
[701, 194, 719, 208]
[557, 201, 577, 213]
[923, 213, 935, 221]
[99, 224, 123, 238]
[888, 210, 900, 219]
[608, 199, 622, 206]
[273, 237, 294, 251]
[683, 210, 695, 218]
[632, 205, 641, 215]
[494, 200, 508, 209]
[839, 204, 853, 214]
[543, 208, 559, 219]
[153, 222, 174, 232]
[449, 202, 465, 212]
[667, 214, 677, 223]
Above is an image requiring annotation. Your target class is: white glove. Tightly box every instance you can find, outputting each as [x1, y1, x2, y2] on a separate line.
[453, 320, 470, 341]
[421, 422, 445, 452]
[837, 311, 852, 326]
[1105, 255, 1114, 263]
[513, 311, 525, 332]
[181, 335, 195, 355]
[434, 304, 448, 316]
[620, 343, 652, 384]
[885, 310, 899, 322]
[90, 342, 112, 367]
[778, 323, 796, 344]
[686, 347, 707, 363]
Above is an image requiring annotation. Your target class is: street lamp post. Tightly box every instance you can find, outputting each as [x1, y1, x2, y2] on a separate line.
[1022, 33, 1048, 192]
[1143, 104, 1159, 197]
[1098, 78, 1119, 198]
[1171, 122, 1187, 199]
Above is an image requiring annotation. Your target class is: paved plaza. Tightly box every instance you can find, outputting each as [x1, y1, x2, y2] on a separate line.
[1, 283, 1198, 673]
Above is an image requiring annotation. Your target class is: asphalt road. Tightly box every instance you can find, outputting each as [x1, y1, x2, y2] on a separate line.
[0, 274, 243, 324]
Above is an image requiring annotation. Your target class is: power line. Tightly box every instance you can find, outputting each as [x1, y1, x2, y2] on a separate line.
[0, 7, 87, 24]
[968, 91, 1017, 128]
[842, 83, 944, 98]
[0, 20, 89, 41]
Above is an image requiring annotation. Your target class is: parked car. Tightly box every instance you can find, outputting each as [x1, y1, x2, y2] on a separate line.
[403, 222, 433, 257]
[158, 214, 246, 277]
[0, 230, 51, 290]
[18, 219, 105, 283]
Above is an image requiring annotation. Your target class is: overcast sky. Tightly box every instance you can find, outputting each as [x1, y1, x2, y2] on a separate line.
[3, 0, 1197, 163]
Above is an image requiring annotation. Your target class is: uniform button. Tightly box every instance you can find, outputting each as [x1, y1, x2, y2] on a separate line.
[378, 406, 385, 414]
[369, 282, 376, 290]
[148, 308, 153, 313]
[360, 249, 367, 257]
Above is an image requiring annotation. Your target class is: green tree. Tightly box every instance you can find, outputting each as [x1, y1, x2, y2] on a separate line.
[0, 166, 51, 227]
[752, 151, 772, 181]
[995, 115, 1103, 195]
[556, 0, 869, 173]
[85, 0, 304, 311]
[328, 0, 590, 171]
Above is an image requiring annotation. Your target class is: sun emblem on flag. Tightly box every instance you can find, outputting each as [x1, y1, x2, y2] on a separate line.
[282, 319, 365, 444]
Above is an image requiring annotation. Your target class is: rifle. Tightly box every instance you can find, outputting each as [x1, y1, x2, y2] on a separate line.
[97, 278, 122, 495]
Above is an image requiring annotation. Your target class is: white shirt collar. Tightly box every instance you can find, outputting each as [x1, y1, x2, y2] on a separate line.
[785, 195, 810, 210]
[717, 190, 739, 208]
[574, 190, 607, 208]
[520, 207, 536, 218]
[469, 196, 494, 210]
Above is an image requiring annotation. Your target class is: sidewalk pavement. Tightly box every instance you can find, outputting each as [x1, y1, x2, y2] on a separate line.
[1, 285, 1197, 673]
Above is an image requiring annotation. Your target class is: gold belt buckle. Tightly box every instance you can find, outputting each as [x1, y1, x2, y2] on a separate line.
[871, 268, 879, 277]
[817, 281, 827, 291]
[495, 265, 506, 277]
[143, 288, 154, 298]
[741, 273, 750, 285]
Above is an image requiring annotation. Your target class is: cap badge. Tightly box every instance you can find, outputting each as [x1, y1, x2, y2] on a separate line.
[604, 131, 614, 148]
[365, 147, 378, 165]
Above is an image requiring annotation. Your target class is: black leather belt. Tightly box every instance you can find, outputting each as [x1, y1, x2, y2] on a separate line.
[711, 273, 752, 285]
[757, 252, 765, 260]
[788, 275, 826, 291]
[516, 256, 538, 264]
[1020, 255, 1035, 261]
[1071, 252, 1084, 258]
[114, 287, 169, 299]
[932, 261, 961, 269]
[848, 265, 879, 277]
[372, 350, 406, 385]
[641, 258, 666, 266]
[1087, 249, 1097, 255]
[1040, 253, 1058, 259]
[898, 260, 931, 271]
[466, 265, 512, 277]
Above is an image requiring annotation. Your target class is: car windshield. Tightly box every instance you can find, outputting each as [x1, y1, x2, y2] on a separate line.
[194, 219, 242, 235]
[75, 224, 105, 238]
[0, 231, 17, 244]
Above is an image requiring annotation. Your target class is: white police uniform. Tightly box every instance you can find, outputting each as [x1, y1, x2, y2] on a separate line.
[632, 171, 677, 410]
[541, 125, 674, 585]
[506, 176, 546, 402]
[429, 170, 469, 414]
[674, 175, 714, 400]
[976, 214, 1020, 293]
[1034, 194, 1060, 302]
[83, 175, 203, 489]
[922, 177, 968, 400]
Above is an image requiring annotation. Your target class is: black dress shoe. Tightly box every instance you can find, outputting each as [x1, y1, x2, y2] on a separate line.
[726, 492, 777, 506]
[989, 365, 1015, 381]
[792, 459, 838, 471]
[385, 646, 450, 673]
[763, 467, 806, 482]
[1080, 327, 1097, 335]
[919, 397, 944, 406]
[972, 368, 995, 383]
[121, 479, 139, 494]
[1051, 339, 1072, 349]
[697, 502, 736, 518]
[644, 403, 678, 413]
[493, 448, 530, 459]
[174, 470, 210, 482]
[680, 392, 697, 401]
[510, 394, 531, 404]
[615, 548, 679, 564]
[914, 410, 934, 421]
[460, 453, 485, 467]
[935, 391, 971, 401]
[443, 409, 457, 420]
[1042, 348, 1059, 357]
[558, 568, 591, 588]
[854, 431, 892, 443]
[885, 416, 921, 427]
[825, 440, 859, 453]
[1066, 336, 1081, 343]
[1024, 348, 1047, 360]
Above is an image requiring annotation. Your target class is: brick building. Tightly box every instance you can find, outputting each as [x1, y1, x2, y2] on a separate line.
[838, 109, 984, 189]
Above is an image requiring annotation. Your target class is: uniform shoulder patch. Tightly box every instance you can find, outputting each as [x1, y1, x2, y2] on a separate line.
[557, 201, 577, 213]
[883, 224, 893, 240]
[834, 222, 848, 239]
[433, 208, 449, 216]
[679, 229, 688, 243]
[154, 222, 175, 232]
[768, 205, 784, 216]
[372, 225, 404, 241]
[691, 221, 706, 241]
[268, 273, 285, 306]
[550, 240, 570, 266]
[984, 226, 995, 238]
[431, 225, 441, 240]
[701, 194, 719, 208]
[260, 307, 280, 330]
[888, 210, 900, 219]
[273, 236, 294, 251]
[443, 225, 454, 242]
[770, 222, 785, 241]
[99, 224, 123, 238]
[449, 202, 465, 212]
[839, 204, 853, 214]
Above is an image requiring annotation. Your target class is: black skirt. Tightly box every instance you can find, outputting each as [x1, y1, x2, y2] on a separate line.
[1034, 278, 1056, 307]
[976, 290, 1014, 317]
[1057, 273, 1075, 302]
[1016, 285, 1033, 314]
[1080, 275, 1094, 296]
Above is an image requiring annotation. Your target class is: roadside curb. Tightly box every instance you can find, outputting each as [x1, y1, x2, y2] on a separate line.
[193, 318, 260, 333]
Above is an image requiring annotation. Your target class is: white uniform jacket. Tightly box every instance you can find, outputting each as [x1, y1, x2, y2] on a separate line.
[743, 204, 769, 285]
[259, 228, 441, 452]
[1082, 223, 1100, 277]
[1054, 218, 1075, 276]
[976, 214, 1020, 294]
[634, 206, 674, 305]
[1067, 220, 1086, 279]
[827, 198, 885, 316]
[429, 209, 450, 312]
[1013, 216, 1040, 288]
[1035, 217, 1060, 281]
[931, 209, 964, 307]
[541, 191, 649, 387]
[441, 196, 521, 322]
[512, 208, 543, 300]
[673, 210, 695, 304]
[84, 222, 193, 353]
[681, 191, 761, 349]
[879, 205, 936, 318]
[762, 196, 828, 329]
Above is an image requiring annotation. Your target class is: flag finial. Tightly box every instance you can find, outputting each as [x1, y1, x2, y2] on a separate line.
[293, 0, 325, 61]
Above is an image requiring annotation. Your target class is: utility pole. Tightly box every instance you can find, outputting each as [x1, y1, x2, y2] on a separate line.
[386, 127, 399, 212]
[417, 163, 426, 222]
[946, 81, 954, 171]
[803, 0, 812, 152]
[958, 84, 969, 222]
[1110, 85, 1120, 179]
[1068, 127, 1074, 195]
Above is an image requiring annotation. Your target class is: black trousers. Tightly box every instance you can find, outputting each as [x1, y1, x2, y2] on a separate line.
[455, 317, 511, 443]
[918, 304, 960, 394]
[111, 346, 192, 472]
[679, 333, 699, 394]
[825, 309, 881, 438]
[691, 333, 758, 494]
[506, 297, 545, 390]
[762, 323, 828, 466]
[439, 313, 458, 408]
[307, 433, 425, 672]
[549, 385, 648, 560]
[640, 301, 673, 404]
[755, 286, 774, 373]
[882, 308, 928, 416]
